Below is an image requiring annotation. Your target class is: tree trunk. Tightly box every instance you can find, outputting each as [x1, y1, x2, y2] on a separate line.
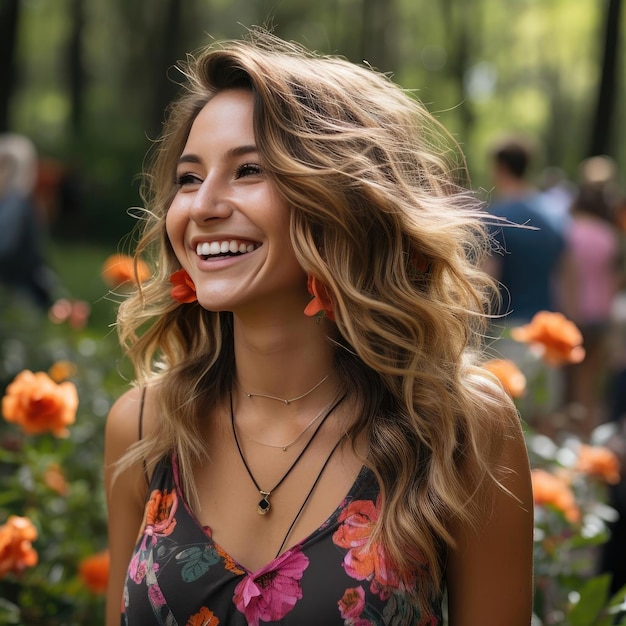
[150, 0, 183, 136]
[360, 0, 397, 73]
[589, 0, 622, 156]
[0, 0, 20, 132]
[67, 0, 86, 134]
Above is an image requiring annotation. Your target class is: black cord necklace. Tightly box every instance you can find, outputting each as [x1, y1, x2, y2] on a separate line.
[230, 391, 346, 515]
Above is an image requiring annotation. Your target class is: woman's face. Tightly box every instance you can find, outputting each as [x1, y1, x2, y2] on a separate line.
[166, 89, 308, 316]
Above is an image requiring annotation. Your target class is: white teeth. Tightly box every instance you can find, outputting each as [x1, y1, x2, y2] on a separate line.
[196, 240, 258, 257]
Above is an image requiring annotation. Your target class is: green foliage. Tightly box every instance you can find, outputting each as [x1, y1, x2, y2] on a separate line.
[0, 278, 128, 623]
[5, 0, 623, 251]
[525, 402, 626, 625]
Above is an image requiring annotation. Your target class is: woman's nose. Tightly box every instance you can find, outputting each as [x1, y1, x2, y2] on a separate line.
[189, 177, 233, 222]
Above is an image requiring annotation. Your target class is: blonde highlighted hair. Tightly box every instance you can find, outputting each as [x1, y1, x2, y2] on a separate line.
[116, 29, 517, 613]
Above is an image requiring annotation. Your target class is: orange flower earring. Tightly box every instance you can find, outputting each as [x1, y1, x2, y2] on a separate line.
[169, 269, 197, 303]
[304, 274, 335, 321]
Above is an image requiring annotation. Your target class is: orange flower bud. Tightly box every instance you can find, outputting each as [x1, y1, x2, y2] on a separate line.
[2, 370, 78, 437]
[575, 444, 621, 485]
[79, 549, 109, 594]
[48, 360, 77, 383]
[511, 311, 585, 366]
[43, 462, 69, 496]
[483, 359, 527, 398]
[101, 254, 150, 288]
[0, 516, 38, 578]
[531, 468, 580, 523]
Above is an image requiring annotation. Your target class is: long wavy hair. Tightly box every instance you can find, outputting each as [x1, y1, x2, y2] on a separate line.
[116, 29, 518, 612]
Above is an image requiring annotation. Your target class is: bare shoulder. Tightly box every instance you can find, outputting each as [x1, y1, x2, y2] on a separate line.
[446, 377, 534, 626]
[105, 387, 143, 458]
[104, 386, 159, 463]
[104, 385, 157, 626]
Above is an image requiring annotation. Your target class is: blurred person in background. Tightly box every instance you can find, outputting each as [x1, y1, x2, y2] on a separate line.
[538, 166, 575, 235]
[484, 136, 567, 424]
[485, 136, 566, 322]
[559, 156, 623, 437]
[0, 133, 55, 311]
[599, 192, 626, 596]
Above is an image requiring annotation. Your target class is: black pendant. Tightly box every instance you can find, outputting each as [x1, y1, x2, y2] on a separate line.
[257, 493, 271, 515]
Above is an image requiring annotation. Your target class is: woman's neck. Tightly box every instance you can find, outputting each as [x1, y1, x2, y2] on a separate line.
[231, 312, 336, 413]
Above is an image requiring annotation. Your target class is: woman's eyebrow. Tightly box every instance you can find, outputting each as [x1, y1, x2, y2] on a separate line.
[176, 145, 258, 167]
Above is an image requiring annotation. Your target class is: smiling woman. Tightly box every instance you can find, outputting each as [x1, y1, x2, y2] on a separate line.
[104, 29, 533, 626]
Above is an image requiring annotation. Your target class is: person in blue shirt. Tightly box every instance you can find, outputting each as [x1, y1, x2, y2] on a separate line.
[485, 137, 566, 322]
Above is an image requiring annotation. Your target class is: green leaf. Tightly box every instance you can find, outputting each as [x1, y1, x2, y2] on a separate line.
[568, 574, 611, 626]
[607, 582, 626, 611]
[0, 598, 21, 624]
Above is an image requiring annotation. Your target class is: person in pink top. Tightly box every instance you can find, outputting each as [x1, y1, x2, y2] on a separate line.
[560, 157, 622, 436]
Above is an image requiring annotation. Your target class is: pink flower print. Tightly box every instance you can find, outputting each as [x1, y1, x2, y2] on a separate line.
[338, 586, 366, 620]
[233, 548, 309, 626]
[129, 553, 147, 584]
[128, 534, 150, 584]
[148, 582, 166, 607]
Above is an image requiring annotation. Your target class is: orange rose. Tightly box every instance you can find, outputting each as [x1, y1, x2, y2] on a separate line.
[43, 462, 69, 496]
[101, 254, 150, 288]
[531, 468, 580, 523]
[483, 359, 527, 398]
[511, 311, 585, 366]
[0, 516, 38, 578]
[78, 549, 109, 594]
[575, 444, 620, 485]
[2, 370, 78, 437]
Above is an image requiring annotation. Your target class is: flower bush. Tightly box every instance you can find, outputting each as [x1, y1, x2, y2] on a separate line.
[0, 284, 127, 625]
[3, 276, 626, 626]
[487, 311, 626, 626]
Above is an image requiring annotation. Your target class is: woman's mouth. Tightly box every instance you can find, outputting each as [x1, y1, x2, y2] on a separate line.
[195, 240, 260, 260]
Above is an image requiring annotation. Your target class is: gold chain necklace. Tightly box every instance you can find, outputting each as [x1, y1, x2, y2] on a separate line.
[243, 371, 332, 405]
[230, 392, 346, 515]
[242, 399, 334, 451]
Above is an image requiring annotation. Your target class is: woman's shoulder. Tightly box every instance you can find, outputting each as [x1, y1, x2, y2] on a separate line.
[105, 385, 160, 461]
[108, 384, 160, 432]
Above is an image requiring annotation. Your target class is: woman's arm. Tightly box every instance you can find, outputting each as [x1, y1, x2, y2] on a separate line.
[104, 387, 150, 626]
[446, 417, 534, 626]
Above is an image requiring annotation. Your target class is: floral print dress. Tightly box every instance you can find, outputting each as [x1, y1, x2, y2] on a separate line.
[122, 454, 443, 625]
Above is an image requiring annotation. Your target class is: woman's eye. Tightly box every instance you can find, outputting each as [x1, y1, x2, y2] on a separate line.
[235, 163, 263, 179]
[175, 173, 201, 187]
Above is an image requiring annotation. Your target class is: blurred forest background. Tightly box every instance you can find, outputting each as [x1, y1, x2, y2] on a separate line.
[1, 0, 624, 249]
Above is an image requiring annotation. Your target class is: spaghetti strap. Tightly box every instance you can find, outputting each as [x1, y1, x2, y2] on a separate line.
[137, 387, 149, 487]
